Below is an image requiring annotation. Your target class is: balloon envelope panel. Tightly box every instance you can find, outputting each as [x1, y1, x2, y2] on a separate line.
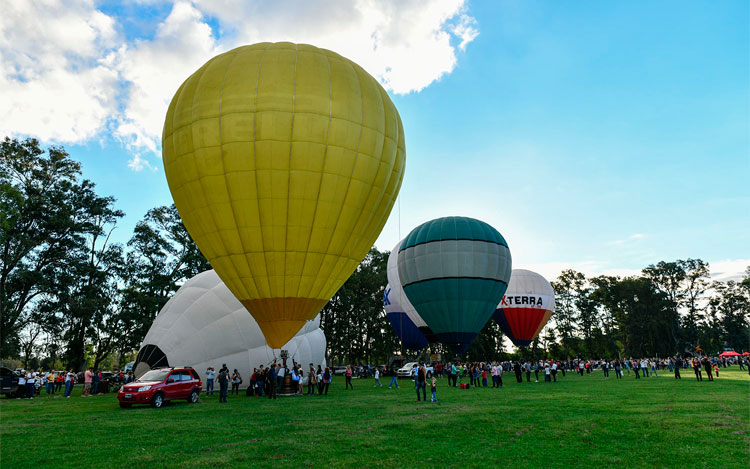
[162, 42, 406, 348]
[386, 239, 436, 341]
[383, 283, 428, 351]
[135, 270, 326, 379]
[397, 217, 511, 354]
[492, 269, 555, 347]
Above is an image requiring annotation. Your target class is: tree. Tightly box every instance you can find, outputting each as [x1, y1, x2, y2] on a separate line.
[118, 205, 211, 355]
[679, 259, 709, 349]
[320, 248, 397, 364]
[1, 137, 94, 357]
[551, 270, 584, 358]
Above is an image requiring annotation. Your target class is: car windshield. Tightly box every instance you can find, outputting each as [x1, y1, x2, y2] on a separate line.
[137, 370, 170, 382]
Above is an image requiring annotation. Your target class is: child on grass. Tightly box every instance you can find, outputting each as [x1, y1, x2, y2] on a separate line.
[430, 377, 438, 403]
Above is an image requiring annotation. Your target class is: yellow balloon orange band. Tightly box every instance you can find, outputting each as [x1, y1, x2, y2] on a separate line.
[163, 42, 405, 348]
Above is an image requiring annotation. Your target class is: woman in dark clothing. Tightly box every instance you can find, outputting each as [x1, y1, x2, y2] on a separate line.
[218, 368, 229, 403]
[702, 358, 713, 381]
[692, 358, 702, 381]
[322, 367, 331, 395]
[307, 364, 317, 395]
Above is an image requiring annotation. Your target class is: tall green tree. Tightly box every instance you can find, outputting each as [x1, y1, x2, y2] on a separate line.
[1, 137, 101, 357]
[320, 248, 397, 364]
[118, 205, 211, 355]
[551, 269, 584, 358]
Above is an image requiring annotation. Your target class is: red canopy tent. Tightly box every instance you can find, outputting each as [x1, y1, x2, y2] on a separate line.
[718, 351, 740, 357]
[743, 352, 750, 356]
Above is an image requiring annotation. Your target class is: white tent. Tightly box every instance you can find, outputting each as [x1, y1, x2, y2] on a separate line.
[135, 270, 326, 380]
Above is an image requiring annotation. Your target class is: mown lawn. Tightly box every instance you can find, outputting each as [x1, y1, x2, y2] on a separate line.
[1, 367, 748, 468]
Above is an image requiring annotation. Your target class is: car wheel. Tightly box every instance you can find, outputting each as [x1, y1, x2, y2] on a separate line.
[119, 402, 131, 408]
[189, 389, 199, 403]
[151, 393, 164, 408]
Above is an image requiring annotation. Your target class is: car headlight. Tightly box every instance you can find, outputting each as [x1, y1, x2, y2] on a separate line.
[137, 386, 152, 392]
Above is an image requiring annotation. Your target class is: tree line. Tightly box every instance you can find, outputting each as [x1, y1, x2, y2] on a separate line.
[2, 138, 748, 370]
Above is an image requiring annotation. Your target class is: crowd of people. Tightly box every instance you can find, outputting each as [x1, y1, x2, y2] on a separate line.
[11, 354, 747, 403]
[13, 367, 137, 399]
[202, 362, 336, 402]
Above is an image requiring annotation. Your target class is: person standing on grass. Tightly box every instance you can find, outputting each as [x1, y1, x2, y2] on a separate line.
[205, 367, 215, 396]
[416, 363, 427, 402]
[217, 367, 229, 403]
[55, 371, 63, 393]
[430, 377, 438, 403]
[543, 363, 551, 382]
[322, 367, 331, 395]
[388, 365, 400, 389]
[81, 368, 92, 396]
[307, 364, 317, 395]
[45, 370, 54, 394]
[373, 367, 382, 387]
[26, 370, 37, 398]
[525, 362, 532, 382]
[64, 370, 74, 397]
[533, 362, 539, 382]
[702, 358, 713, 382]
[614, 360, 622, 379]
[345, 365, 354, 390]
[231, 369, 241, 395]
[514, 362, 522, 383]
[17, 371, 26, 399]
[650, 359, 658, 377]
[674, 357, 682, 379]
[552, 361, 558, 382]
[481, 366, 488, 387]
[692, 358, 702, 381]
[267, 364, 277, 399]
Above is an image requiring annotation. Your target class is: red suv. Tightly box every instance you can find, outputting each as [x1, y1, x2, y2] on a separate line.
[118, 367, 202, 408]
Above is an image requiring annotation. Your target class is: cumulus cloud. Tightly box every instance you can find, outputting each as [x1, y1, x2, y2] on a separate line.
[0, 0, 120, 142]
[115, 1, 220, 157]
[518, 259, 749, 284]
[1, 0, 478, 168]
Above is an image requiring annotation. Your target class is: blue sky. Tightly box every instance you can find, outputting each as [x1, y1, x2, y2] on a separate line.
[2, 0, 748, 281]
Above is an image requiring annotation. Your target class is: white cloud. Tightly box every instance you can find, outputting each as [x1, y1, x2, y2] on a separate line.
[709, 259, 749, 283]
[518, 258, 749, 284]
[1, 0, 478, 166]
[606, 233, 646, 246]
[0, 0, 120, 142]
[115, 1, 220, 160]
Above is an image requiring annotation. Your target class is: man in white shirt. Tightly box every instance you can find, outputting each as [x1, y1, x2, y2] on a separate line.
[26, 370, 36, 399]
[551, 362, 558, 382]
[17, 370, 26, 399]
[205, 367, 216, 396]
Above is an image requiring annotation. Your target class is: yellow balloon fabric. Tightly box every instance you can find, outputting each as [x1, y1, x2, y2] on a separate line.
[162, 42, 406, 348]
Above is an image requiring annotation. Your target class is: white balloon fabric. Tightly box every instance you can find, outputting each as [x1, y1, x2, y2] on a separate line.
[387, 239, 429, 330]
[134, 270, 326, 380]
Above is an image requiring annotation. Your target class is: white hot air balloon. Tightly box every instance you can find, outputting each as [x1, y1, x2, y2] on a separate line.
[387, 240, 436, 342]
[134, 270, 326, 380]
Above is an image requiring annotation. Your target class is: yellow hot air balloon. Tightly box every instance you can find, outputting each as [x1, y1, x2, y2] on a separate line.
[162, 42, 405, 348]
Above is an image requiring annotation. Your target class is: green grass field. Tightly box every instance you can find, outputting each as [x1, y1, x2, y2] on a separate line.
[1, 368, 748, 468]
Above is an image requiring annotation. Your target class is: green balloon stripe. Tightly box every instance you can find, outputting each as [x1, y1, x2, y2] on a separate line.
[400, 216, 508, 250]
[403, 277, 508, 334]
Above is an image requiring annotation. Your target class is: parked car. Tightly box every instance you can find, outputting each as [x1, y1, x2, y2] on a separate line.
[0, 367, 20, 397]
[397, 362, 434, 379]
[117, 367, 202, 408]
